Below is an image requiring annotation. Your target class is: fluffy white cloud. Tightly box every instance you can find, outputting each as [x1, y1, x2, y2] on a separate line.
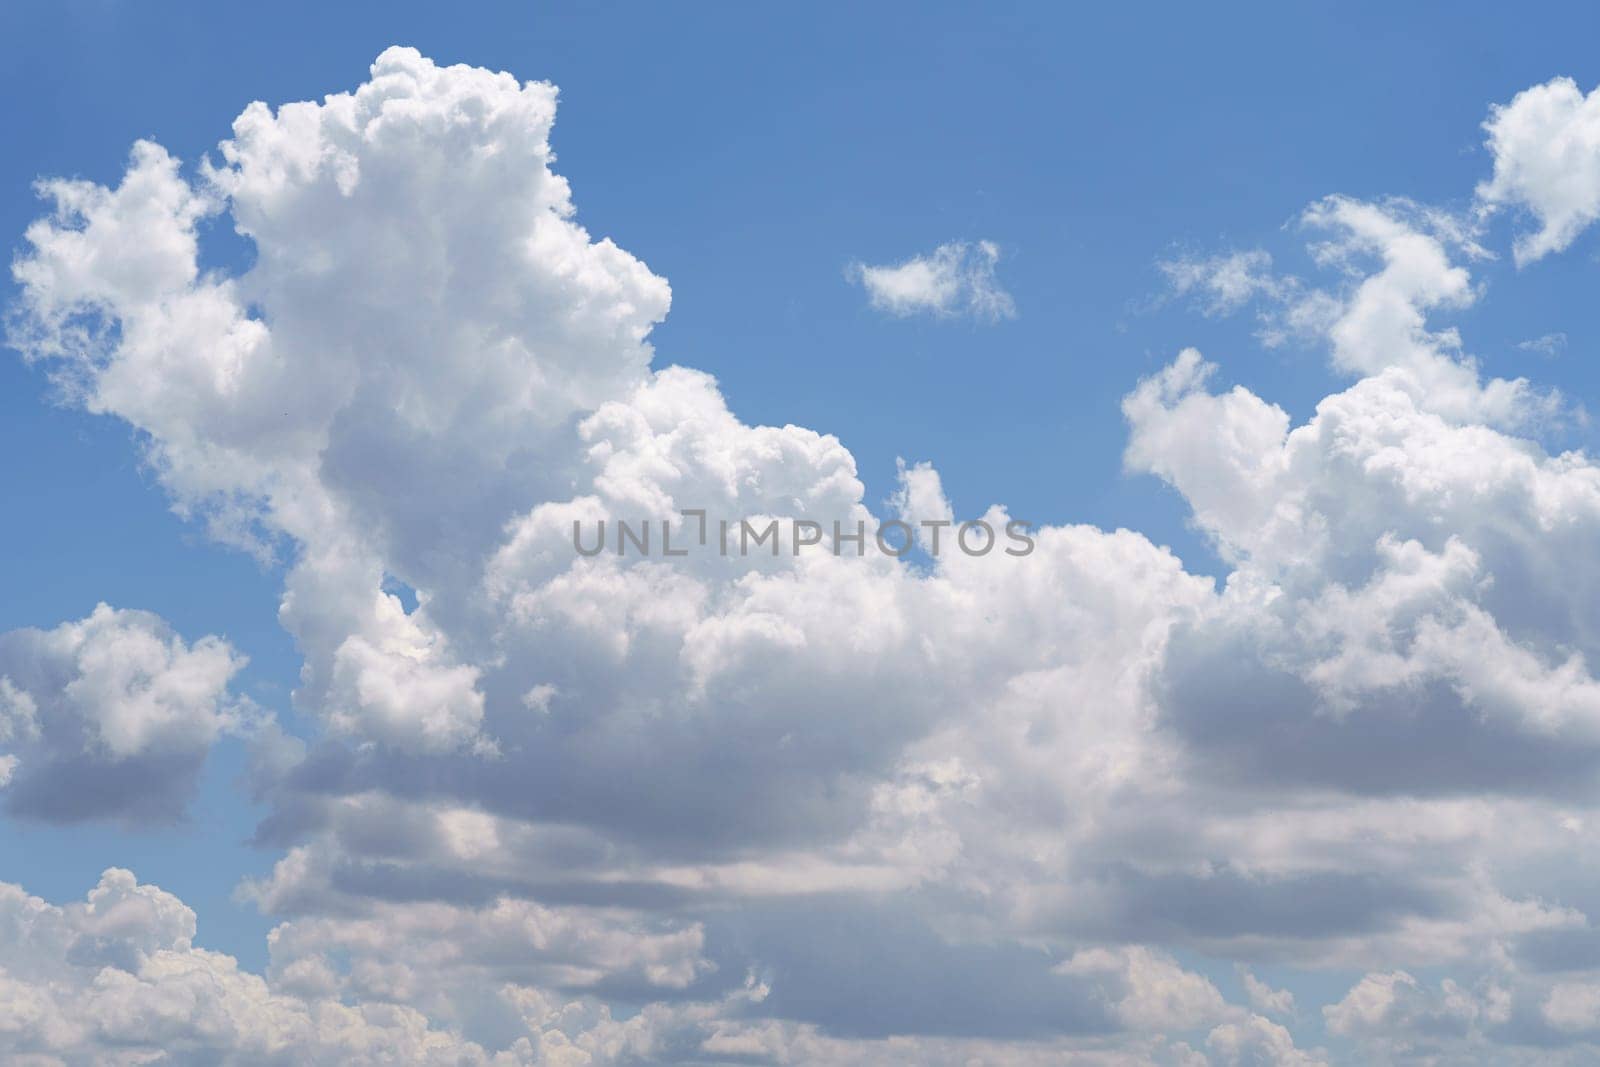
[0, 604, 250, 823]
[13, 47, 669, 758]
[1544, 982, 1600, 1033]
[1, 867, 1294, 1067]
[1322, 970, 1500, 1063]
[848, 239, 1016, 320]
[11, 47, 1600, 1066]
[1057, 946, 1230, 1032]
[1206, 1015, 1325, 1067]
[1154, 196, 1554, 428]
[1238, 970, 1295, 1019]
[7, 50, 1222, 1059]
[0, 869, 531, 1066]
[1126, 343, 1600, 755]
[1478, 76, 1600, 265]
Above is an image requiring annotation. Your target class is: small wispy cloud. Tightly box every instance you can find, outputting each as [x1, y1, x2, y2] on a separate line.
[1158, 249, 1288, 316]
[1519, 331, 1568, 358]
[849, 240, 1016, 322]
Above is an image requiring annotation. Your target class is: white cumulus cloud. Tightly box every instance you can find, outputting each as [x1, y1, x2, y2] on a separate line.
[0, 604, 251, 824]
[1478, 76, 1600, 265]
[12, 46, 1600, 1066]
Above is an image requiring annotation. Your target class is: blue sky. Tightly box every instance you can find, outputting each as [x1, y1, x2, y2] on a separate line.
[5, 3, 1600, 1064]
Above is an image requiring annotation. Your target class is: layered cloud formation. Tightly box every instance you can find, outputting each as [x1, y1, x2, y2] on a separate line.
[8, 48, 1600, 1064]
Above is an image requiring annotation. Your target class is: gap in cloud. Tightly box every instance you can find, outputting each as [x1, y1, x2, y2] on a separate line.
[381, 572, 420, 615]
[195, 203, 259, 282]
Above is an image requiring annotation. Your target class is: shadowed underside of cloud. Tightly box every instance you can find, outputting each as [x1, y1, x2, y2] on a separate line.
[0, 604, 252, 824]
[9, 47, 1600, 1065]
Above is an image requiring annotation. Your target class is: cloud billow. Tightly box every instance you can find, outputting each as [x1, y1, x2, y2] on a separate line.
[0, 604, 250, 825]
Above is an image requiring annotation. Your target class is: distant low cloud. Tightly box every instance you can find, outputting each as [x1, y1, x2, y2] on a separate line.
[849, 240, 1016, 321]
